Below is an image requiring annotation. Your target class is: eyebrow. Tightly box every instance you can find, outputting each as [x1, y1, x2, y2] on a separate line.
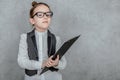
[34, 10, 51, 13]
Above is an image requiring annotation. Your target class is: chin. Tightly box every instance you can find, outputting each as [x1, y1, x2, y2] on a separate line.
[42, 26, 49, 30]
[43, 24, 49, 28]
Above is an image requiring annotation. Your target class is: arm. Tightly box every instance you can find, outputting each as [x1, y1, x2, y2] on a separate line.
[17, 34, 42, 70]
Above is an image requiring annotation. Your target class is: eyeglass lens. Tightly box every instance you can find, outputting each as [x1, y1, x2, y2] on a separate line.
[33, 12, 53, 18]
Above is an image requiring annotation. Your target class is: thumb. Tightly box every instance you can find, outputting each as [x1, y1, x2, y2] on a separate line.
[56, 55, 59, 60]
[49, 55, 53, 59]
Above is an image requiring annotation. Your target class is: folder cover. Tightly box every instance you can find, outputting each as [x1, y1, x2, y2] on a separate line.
[40, 35, 81, 75]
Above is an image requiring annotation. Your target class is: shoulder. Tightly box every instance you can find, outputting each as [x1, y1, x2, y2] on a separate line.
[20, 33, 27, 39]
[19, 33, 27, 42]
[19, 33, 28, 47]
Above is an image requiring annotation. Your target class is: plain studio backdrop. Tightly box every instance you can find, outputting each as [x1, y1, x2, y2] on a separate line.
[0, 0, 120, 80]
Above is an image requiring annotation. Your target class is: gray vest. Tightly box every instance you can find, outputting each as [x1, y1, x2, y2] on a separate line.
[25, 29, 58, 76]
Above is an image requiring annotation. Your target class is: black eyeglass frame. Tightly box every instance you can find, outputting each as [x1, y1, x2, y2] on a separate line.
[32, 11, 53, 18]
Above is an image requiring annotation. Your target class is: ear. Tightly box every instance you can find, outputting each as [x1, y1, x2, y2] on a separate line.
[29, 18, 35, 25]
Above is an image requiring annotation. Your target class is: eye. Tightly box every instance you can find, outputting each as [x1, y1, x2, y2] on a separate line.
[36, 12, 43, 17]
[46, 12, 53, 17]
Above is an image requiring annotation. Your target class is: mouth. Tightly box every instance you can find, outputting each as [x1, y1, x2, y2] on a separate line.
[42, 21, 48, 23]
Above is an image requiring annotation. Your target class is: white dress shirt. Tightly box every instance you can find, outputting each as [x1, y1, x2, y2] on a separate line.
[18, 30, 67, 80]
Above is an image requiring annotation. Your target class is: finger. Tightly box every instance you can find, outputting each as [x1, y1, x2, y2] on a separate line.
[55, 55, 59, 61]
[48, 56, 53, 61]
[57, 55, 59, 60]
[46, 62, 51, 67]
[47, 60, 53, 67]
[48, 58, 54, 63]
[50, 55, 53, 59]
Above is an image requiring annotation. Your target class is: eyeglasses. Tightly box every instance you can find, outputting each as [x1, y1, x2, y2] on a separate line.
[32, 11, 53, 18]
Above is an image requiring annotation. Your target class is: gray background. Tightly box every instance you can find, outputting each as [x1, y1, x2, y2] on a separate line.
[0, 0, 120, 80]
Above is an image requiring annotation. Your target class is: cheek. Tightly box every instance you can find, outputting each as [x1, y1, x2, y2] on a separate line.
[48, 18, 51, 23]
[35, 19, 43, 24]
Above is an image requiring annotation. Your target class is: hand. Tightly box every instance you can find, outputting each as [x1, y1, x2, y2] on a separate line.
[42, 55, 59, 68]
[51, 55, 59, 67]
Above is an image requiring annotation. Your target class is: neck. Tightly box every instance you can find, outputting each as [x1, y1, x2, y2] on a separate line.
[35, 27, 47, 32]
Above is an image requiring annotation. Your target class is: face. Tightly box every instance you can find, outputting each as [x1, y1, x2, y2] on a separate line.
[30, 5, 52, 32]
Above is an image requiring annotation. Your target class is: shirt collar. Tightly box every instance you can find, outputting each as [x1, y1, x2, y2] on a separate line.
[35, 30, 47, 37]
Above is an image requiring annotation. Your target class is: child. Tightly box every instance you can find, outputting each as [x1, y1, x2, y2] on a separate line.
[17, 1, 67, 80]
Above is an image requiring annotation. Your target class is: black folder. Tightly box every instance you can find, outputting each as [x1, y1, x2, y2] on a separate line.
[40, 35, 81, 75]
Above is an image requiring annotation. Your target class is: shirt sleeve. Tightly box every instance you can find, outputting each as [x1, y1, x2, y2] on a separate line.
[54, 36, 67, 70]
[17, 34, 42, 70]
